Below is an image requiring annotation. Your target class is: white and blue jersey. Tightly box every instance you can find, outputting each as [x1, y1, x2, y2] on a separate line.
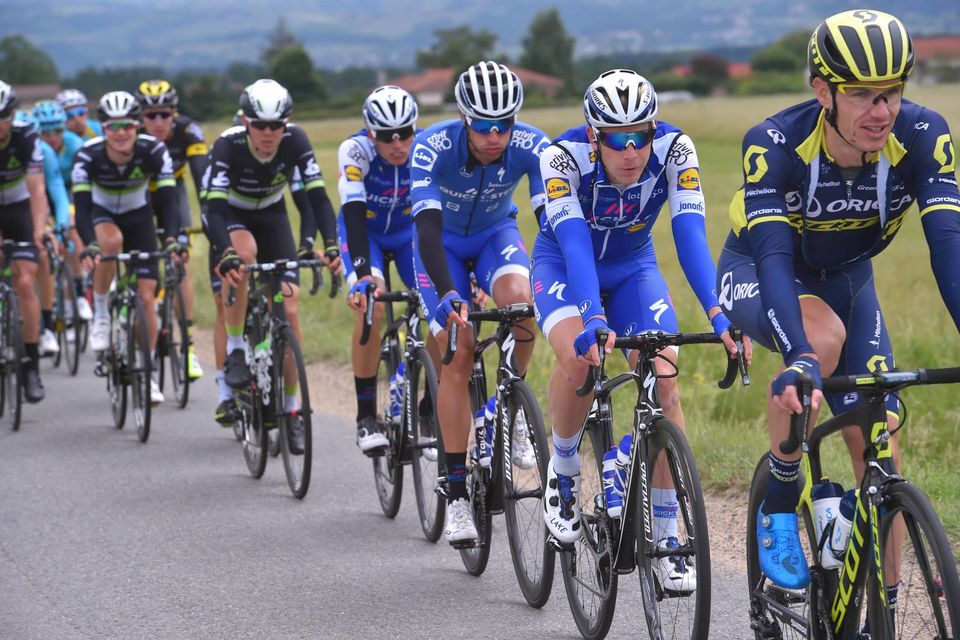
[410, 118, 550, 334]
[336, 130, 416, 287]
[532, 123, 720, 339]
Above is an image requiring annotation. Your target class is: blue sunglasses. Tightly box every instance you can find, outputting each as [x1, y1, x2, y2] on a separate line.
[66, 107, 87, 118]
[466, 116, 515, 134]
[596, 127, 657, 151]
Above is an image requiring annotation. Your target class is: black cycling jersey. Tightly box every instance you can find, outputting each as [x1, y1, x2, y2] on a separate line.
[71, 134, 178, 244]
[205, 124, 336, 253]
[145, 115, 208, 197]
[0, 121, 44, 207]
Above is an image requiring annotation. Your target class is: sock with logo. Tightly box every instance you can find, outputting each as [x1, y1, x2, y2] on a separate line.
[763, 453, 800, 514]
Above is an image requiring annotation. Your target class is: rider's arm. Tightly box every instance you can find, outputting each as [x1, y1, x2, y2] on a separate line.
[665, 134, 721, 315]
[204, 138, 233, 252]
[71, 146, 96, 244]
[24, 128, 47, 240]
[288, 126, 331, 250]
[337, 137, 372, 278]
[150, 142, 179, 240]
[540, 144, 603, 322]
[40, 141, 70, 229]
[523, 126, 550, 225]
[184, 121, 209, 202]
[410, 136, 456, 295]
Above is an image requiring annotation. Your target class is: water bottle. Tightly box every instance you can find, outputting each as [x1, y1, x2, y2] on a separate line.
[602, 446, 623, 518]
[484, 395, 497, 446]
[811, 479, 845, 568]
[388, 361, 405, 423]
[828, 489, 857, 567]
[615, 434, 633, 498]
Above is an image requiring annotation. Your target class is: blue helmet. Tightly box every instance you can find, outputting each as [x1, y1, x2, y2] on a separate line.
[32, 100, 67, 131]
[14, 110, 37, 128]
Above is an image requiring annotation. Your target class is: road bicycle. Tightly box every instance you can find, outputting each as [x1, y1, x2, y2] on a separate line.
[154, 248, 191, 408]
[42, 229, 82, 376]
[0, 240, 29, 431]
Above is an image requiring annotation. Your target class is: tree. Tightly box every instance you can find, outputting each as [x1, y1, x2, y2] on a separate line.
[263, 17, 301, 67]
[0, 35, 59, 84]
[180, 74, 233, 121]
[690, 53, 730, 80]
[416, 26, 498, 71]
[270, 45, 325, 102]
[751, 29, 809, 73]
[520, 8, 575, 93]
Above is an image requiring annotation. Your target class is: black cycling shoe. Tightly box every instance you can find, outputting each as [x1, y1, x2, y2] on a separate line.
[215, 399, 241, 426]
[223, 349, 251, 389]
[286, 415, 305, 455]
[24, 368, 45, 404]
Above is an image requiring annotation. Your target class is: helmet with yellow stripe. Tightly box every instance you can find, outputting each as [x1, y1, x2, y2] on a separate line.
[808, 10, 914, 85]
[136, 79, 179, 109]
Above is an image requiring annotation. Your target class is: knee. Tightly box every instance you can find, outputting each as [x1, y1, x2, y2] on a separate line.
[494, 276, 531, 305]
[555, 349, 589, 387]
[657, 376, 681, 413]
[98, 233, 122, 254]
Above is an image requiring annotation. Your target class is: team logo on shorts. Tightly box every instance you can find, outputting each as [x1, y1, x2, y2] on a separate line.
[546, 177, 571, 200]
[678, 168, 700, 191]
[344, 165, 362, 182]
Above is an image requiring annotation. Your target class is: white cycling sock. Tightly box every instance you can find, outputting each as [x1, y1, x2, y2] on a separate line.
[93, 292, 109, 319]
[216, 369, 232, 403]
[652, 487, 680, 542]
[552, 428, 582, 476]
[226, 334, 245, 354]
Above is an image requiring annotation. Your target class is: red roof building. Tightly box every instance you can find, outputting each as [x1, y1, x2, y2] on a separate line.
[391, 66, 563, 107]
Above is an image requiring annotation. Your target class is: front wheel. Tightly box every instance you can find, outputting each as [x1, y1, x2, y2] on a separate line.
[128, 298, 152, 443]
[409, 347, 445, 542]
[372, 341, 404, 518]
[275, 325, 312, 499]
[503, 381, 554, 608]
[108, 300, 128, 430]
[239, 387, 267, 479]
[636, 418, 710, 640]
[1, 290, 24, 431]
[55, 265, 81, 376]
[459, 464, 493, 576]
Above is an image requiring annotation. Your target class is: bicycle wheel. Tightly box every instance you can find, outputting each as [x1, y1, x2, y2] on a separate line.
[865, 481, 960, 639]
[167, 280, 190, 409]
[275, 324, 312, 499]
[745, 454, 825, 640]
[107, 301, 127, 430]
[238, 387, 267, 478]
[2, 291, 24, 432]
[409, 347, 445, 542]
[459, 462, 493, 575]
[634, 417, 710, 640]
[128, 298, 152, 443]
[372, 341, 404, 518]
[503, 380, 554, 608]
[55, 266, 81, 376]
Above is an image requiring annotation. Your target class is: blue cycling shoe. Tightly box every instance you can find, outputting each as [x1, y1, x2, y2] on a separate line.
[756, 501, 810, 590]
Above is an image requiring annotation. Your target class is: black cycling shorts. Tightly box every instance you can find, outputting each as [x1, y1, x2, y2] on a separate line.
[93, 205, 160, 281]
[224, 203, 299, 286]
[0, 199, 39, 262]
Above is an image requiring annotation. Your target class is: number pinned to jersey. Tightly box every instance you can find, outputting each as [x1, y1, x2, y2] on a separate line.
[677, 168, 700, 191]
[546, 177, 571, 200]
[344, 165, 362, 182]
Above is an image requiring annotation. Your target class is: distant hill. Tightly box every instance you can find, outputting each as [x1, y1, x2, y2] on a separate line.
[5, 0, 959, 74]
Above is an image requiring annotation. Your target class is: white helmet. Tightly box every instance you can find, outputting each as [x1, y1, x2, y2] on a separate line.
[583, 69, 658, 128]
[455, 61, 523, 120]
[240, 79, 293, 120]
[56, 88, 89, 111]
[0, 80, 17, 115]
[362, 85, 418, 130]
[97, 91, 142, 121]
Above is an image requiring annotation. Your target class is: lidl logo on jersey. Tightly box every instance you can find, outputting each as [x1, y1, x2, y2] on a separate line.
[345, 165, 362, 182]
[366, 209, 376, 219]
[546, 177, 571, 201]
[677, 168, 700, 191]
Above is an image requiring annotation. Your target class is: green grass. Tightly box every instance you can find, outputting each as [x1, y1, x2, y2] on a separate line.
[190, 85, 960, 537]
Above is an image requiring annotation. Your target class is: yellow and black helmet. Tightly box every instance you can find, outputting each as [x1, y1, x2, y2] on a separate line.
[808, 10, 914, 84]
[135, 79, 179, 108]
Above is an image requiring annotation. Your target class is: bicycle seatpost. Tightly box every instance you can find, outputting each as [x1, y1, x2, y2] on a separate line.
[779, 373, 813, 455]
[441, 300, 462, 366]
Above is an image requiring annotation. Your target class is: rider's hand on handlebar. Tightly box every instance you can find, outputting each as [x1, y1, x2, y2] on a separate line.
[574, 315, 615, 366]
[438, 291, 468, 330]
[322, 246, 342, 274]
[216, 247, 245, 288]
[771, 354, 823, 415]
[709, 309, 753, 364]
[80, 241, 102, 271]
[347, 278, 376, 313]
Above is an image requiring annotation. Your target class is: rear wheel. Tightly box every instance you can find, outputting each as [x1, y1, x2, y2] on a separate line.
[239, 387, 267, 479]
[503, 381, 554, 608]
[1, 290, 24, 431]
[459, 463, 493, 576]
[372, 341, 404, 518]
[55, 265, 81, 376]
[168, 280, 190, 408]
[107, 299, 127, 430]
[409, 347, 445, 542]
[128, 299, 152, 443]
[275, 325, 312, 499]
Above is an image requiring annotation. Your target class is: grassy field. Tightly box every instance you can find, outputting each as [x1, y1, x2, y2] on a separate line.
[190, 85, 960, 536]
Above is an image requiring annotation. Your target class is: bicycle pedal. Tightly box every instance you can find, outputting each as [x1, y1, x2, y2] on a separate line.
[363, 446, 388, 459]
[450, 539, 479, 550]
[547, 534, 574, 552]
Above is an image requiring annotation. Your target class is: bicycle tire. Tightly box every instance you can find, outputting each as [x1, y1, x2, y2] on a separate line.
[866, 481, 960, 639]
[372, 341, 404, 518]
[636, 417, 710, 640]
[503, 380, 554, 608]
[459, 463, 493, 575]
[107, 298, 127, 430]
[2, 291, 24, 431]
[128, 298, 152, 443]
[239, 387, 267, 478]
[268, 427, 281, 457]
[55, 266, 81, 376]
[409, 347, 445, 542]
[0, 294, 7, 418]
[168, 280, 190, 408]
[560, 417, 618, 640]
[275, 324, 312, 499]
[155, 291, 169, 396]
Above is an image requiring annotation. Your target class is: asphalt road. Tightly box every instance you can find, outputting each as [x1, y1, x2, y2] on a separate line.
[0, 348, 754, 639]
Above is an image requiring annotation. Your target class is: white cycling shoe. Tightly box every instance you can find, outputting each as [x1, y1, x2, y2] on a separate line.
[444, 498, 478, 544]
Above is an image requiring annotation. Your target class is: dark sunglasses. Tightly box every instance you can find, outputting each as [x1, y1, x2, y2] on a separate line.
[248, 119, 286, 131]
[66, 107, 87, 118]
[0, 111, 14, 121]
[373, 126, 415, 143]
[144, 111, 174, 121]
[466, 116, 515, 135]
[596, 127, 657, 151]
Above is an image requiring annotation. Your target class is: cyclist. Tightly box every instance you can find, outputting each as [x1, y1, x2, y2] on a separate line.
[31, 100, 93, 324]
[339, 85, 420, 454]
[0, 81, 53, 402]
[15, 109, 70, 357]
[410, 61, 548, 544]
[533, 69, 744, 591]
[56, 89, 103, 141]
[135, 79, 206, 381]
[73, 90, 181, 405]
[207, 79, 341, 453]
[717, 10, 960, 592]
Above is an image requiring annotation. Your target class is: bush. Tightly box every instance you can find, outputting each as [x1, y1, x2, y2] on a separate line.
[734, 71, 807, 96]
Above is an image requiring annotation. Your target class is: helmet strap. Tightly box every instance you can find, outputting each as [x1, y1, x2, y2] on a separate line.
[824, 84, 872, 167]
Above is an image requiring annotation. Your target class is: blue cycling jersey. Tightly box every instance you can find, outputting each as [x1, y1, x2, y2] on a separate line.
[39, 140, 70, 228]
[722, 98, 960, 363]
[409, 119, 549, 235]
[539, 123, 719, 322]
[336, 129, 414, 235]
[53, 130, 84, 187]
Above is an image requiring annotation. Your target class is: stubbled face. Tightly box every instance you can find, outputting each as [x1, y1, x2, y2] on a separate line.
[815, 77, 903, 157]
[589, 123, 656, 185]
